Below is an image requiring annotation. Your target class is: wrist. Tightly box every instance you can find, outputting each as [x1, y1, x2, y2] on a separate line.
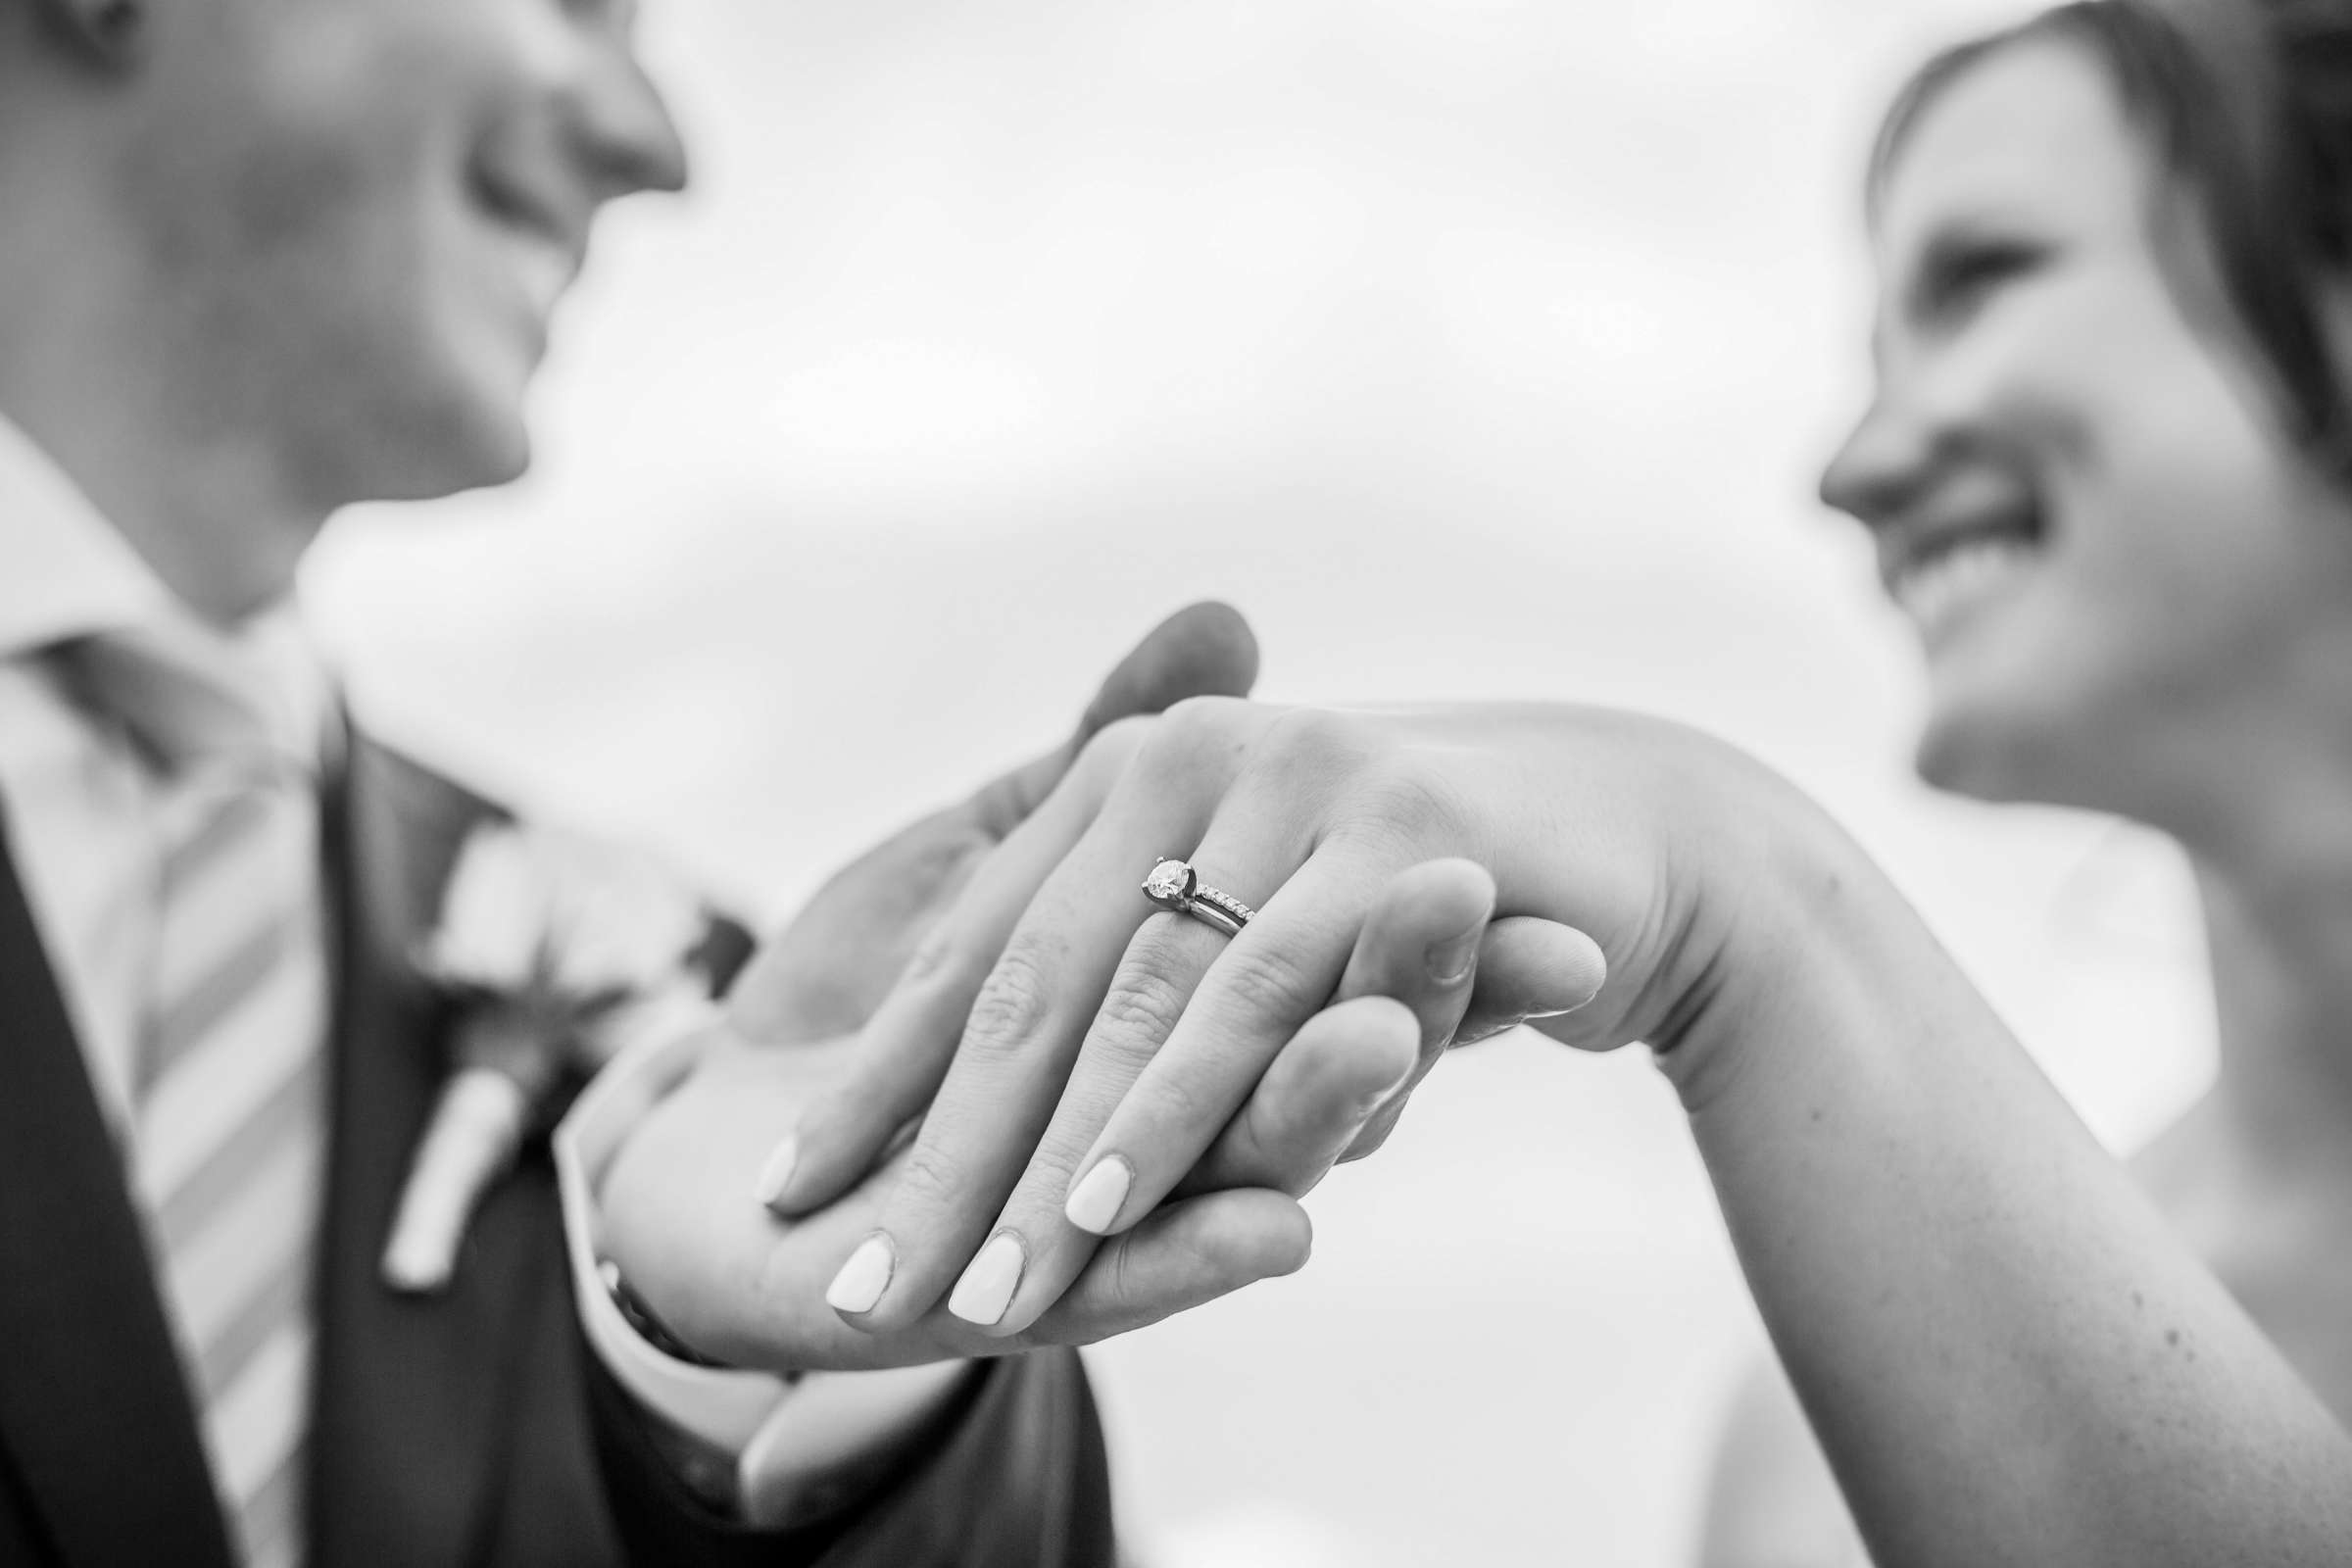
[1643, 760, 1899, 1109]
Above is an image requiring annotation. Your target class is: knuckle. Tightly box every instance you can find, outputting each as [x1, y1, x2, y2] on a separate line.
[1014, 1140, 1086, 1200]
[1091, 961, 1191, 1061]
[1216, 941, 1321, 1021]
[890, 1141, 969, 1213]
[1254, 706, 1366, 774]
[1136, 696, 1253, 784]
[959, 945, 1057, 1058]
[1128, 1064, 1222, 1139]
[1102, 1233, 1147, 1317]
[1339, 764, 1465, 849]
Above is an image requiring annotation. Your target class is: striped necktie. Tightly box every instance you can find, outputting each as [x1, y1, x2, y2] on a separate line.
[59, 626, 330, 1568]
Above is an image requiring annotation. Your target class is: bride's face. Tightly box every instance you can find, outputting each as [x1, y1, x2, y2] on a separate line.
[1820, 37, 2352, 822]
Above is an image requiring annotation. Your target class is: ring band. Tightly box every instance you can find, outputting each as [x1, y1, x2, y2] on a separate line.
[1142, 858, 1255, 939]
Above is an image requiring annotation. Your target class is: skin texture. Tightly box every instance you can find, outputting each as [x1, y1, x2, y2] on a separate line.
[1703, 35, 2352, 1568]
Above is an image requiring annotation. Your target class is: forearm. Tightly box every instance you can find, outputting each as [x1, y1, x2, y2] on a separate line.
[1665, 817, 2352, 1567]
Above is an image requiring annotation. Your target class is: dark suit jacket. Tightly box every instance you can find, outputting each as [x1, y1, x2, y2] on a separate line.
[0, 731, 1114, 1567]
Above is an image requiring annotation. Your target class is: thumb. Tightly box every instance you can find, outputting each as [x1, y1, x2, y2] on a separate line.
[972, 601, 1262, 835]
[1075, 599, 1260, 741]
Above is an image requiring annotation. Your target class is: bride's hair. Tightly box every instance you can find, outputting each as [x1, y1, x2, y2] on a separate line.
[1875, 0, 2352, 482]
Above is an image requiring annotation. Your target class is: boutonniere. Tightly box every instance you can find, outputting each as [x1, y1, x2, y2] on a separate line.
[381, 818, 726, 1294]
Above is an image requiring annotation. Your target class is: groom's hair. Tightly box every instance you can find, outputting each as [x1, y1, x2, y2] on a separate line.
[1872, 0, 2352, 493]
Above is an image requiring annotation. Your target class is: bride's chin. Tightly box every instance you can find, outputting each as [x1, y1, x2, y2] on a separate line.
[1910, 699, 2066, 808]
[1913, 693, 2148, 820]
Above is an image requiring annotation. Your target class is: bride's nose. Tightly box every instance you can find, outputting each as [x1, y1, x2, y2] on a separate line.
[1819, 385, 1936, 531]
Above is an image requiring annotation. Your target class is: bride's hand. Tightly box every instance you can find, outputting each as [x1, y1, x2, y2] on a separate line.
[764, 697, 1803, 1338]
[600, 854, 1574, 1372]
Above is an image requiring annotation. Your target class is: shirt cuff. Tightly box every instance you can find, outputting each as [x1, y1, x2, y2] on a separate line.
[554, 1004, 970, 1528]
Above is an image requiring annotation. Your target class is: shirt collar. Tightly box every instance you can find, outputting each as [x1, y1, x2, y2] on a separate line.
[0, 415, 333, 768]
[0, 416, 181, 658]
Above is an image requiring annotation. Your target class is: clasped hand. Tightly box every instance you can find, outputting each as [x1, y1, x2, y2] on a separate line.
[602, 612, 1785, 1374]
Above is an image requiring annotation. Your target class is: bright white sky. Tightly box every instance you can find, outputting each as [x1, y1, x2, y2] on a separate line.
[305, 3, 2218, 1561]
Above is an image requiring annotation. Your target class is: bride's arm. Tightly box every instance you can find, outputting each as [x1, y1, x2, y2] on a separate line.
[778, 698, 2352, 1565]
[1642, 793, 2352, 1567]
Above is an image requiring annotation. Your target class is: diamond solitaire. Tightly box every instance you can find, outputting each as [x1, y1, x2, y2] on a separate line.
[1143, 858, 1197, 907]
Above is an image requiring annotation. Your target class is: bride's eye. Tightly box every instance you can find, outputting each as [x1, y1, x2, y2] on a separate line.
[1911, 234, 2049, 329]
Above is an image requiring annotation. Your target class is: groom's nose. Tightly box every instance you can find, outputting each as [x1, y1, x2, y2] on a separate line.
[566, 30, 691, 204]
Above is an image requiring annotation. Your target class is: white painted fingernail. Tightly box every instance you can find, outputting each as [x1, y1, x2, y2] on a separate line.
[826, 1234, 895, 1315]
[754, 1136, 799, 1210]
[948, 1232, 1026, 1326]
[1063, 1157, 1133, 1235]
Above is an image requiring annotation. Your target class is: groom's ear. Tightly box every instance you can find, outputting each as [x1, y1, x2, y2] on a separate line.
[1075, 600, 1260, 742]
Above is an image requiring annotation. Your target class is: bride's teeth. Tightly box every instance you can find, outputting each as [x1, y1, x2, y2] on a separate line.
[1893, 536, 2034, 640]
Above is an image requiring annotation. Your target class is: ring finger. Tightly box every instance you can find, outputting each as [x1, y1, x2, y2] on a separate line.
[822, 748, 1255, 1332]
[947, 831, 1384, 1334]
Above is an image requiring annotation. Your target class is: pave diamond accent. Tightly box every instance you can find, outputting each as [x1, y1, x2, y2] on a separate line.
[1195, 887, 1256, 925]
[1143, 858, 1197, 907]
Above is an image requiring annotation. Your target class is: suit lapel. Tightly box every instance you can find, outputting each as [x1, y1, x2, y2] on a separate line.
[308, 727, 549, 1568]
[0, 729, 607, 1568]
[0, 808, 235, 1568]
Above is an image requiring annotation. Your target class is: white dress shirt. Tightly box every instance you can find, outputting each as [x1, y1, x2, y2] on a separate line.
[0, 417, 962, 1531]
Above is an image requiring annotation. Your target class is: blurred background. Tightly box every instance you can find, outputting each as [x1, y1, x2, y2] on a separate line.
[304, 1, 2217, 1562]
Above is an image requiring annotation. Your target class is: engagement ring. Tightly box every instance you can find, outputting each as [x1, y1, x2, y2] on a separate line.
[1142, 857, 1255, 938]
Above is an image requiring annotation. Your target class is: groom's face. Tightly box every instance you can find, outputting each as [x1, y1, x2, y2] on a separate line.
[92, 0, 687, 503]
